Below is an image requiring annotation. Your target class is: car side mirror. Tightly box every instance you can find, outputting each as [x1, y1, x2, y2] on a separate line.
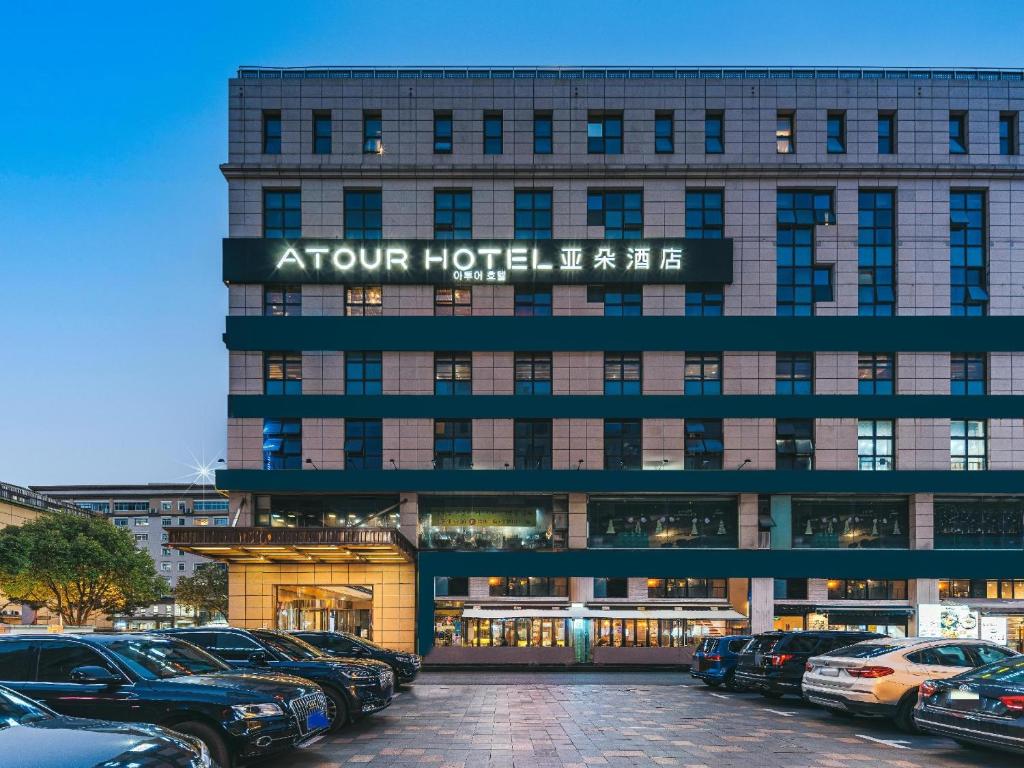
[248, 651, 271, 666]
[70, 665, 121, 684]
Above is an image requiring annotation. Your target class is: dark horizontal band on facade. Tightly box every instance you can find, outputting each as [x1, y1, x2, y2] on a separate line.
[221, 164, 1024, 181]
[216, 468, 1024, 495]
[224, 316, 1024, 352]
[417, 548, 1024, 580]
[228, 394, 1024, 420]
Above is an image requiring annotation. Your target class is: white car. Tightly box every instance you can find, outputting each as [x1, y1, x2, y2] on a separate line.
[802, 636, 1018, 731]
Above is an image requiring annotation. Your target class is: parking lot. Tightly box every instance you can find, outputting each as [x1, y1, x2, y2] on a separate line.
[278, 670, 1018, 768]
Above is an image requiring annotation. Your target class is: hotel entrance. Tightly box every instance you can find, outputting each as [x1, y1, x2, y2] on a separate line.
[275, 585, 374, 639]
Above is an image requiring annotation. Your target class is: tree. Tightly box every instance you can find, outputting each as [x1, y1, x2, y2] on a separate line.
[174, 563, 228, 623]
[0, 512, 166, 627]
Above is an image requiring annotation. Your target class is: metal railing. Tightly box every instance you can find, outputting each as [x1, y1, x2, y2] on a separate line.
[168, 526, 417, 560]
[238, 66, 1024, 82]
[0, 482, 94, 518]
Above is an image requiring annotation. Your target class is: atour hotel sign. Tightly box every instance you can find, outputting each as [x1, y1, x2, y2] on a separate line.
[223, 238, 733, 285]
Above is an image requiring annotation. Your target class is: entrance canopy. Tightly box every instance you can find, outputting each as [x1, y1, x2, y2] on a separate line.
[168, 526, 415, 564]
[462, 606, 747, 620]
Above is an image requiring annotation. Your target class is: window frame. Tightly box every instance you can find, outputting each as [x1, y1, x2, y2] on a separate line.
[433, 111, 453, 154]
[586, 189, 643, 239]
[684, 419, 724, 470]
[826, 111, 846, 154]
[857, 419, 895, 471]
[533, 111, 553, 154]
[362, 110, 383, 154]
[654, 110, 674, 154]
[684, 353, 722, 395]
[604, 352, 642, 396]
[775, 353, 814, 395]
[434, 189, 472, 239]
[262, 110, 281, 155]
[949, 111, 968, 154]
[434, 352, 473, 396]
[950, 352, 987, 395]
[262, 418, 302, 470]
[1000, 112, 1019, 156]
[514, 352, 552, 396]
[312, 110, 332, 154]
[263, 189, 301, 238]
[587, 111, 623, 154]
[514, 189, 553, 240]
[705, 111, 724, 154]
[513, 418, 553, 470]
[776, 111, 795, 154]
[264, 285, 301, 317]
[877, 111, 896, 154]
[604, 418, 643, 470]
[344, 285, 383, 316]
[950, 419, 987, 471]
[858, 189, 897, 316]
[345, 351, 383, 395]
[264, 351, 302, 396]
[857, 353, 895, 395]
[685, 190, 724, 239]
[343, 189, 383, 240]
[482, 110, 503, 155]
[776, 419, 815, 470]
[344, 419, 383, 470]
[434, 286, 472, 316]
[433, 419, 472, 470]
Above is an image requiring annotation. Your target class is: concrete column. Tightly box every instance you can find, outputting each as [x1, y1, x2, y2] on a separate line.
[750, 577, 775, 633]
[910, 578, 940, 636]
[910, 493, 934, 550]
[570, 577, 594, 603]
[399, 493, 418, 545]
[738, 493, 759, 549]
[568, 493, 588, 549]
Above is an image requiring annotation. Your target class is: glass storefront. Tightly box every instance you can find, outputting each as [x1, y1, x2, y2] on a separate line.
[773, 609, 908, 637]
[419, 495, 566, 550]
[256, 494, 401, 528]
[791, 497, 908, 548]
[588, 496, 737, 548]
[432, 607, 747, 651]
[275, 585, 373, 638]
[934, 498, 1024, 549]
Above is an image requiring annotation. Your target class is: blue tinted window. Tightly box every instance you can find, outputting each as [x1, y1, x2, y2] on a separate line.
[363, 111, 382, 154]
[263, 112, 281, 154]
[587, 112, 622, 154]
[705, 112, 724, 154]
[514, 286, 552, 316]
[604, 353, 642, 395]
[346, 352, 382, 395]
[483, 111, 503, 155]
[604, 419, 642, 470]
[951, 353, 986, 395]
[1000, 113, 1018, 156]
[776, 353, 813, 395]
[950, 191, 987, 315]
[949, 112, 968, 154]
[857, 353, 894, 395]
[685, 190, 723, 239]
[878, 113, 896, 154]
[514, 353, 551, 395]
[264, 352, 302, 396]
[685, 419, 724, 470]
[263, 190, 301, 238]
[858, 190, 896, 316]
[685, 353, 722, 395]
[534, 112, 553, 154]
[435, 353, 472, 396]
[345, 420, 382, 470]
[263, 419, 301, 470]
[826, 112, 846, 154]
[685, 284, 724, 316]
[434, 112, 453, 153]
[312, 111, 331, 154]
[434, 420, 472, 469]
[435, 190, 472, 239]
[344, 190, 382, 239]
[655, 111, 674, 153]
[587, 190, 643, 239]
[776, 190, 833, 315]
[514, 190, 553, 239]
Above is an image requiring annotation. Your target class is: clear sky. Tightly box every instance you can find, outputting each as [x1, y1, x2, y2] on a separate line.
[2, 1, 1022, 486]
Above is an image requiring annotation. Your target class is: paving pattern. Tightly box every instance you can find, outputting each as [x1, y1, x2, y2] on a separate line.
[279, 670, 1017, 767]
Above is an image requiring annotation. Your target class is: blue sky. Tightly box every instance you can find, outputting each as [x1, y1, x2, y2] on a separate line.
[2, 1, 1022, 485]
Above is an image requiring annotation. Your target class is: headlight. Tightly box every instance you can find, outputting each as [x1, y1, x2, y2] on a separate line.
[231, 702, 284, 719]
[341, 665, 378, 679]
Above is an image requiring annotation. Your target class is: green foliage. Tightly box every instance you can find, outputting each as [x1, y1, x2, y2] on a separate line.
[0, 512, 166, 626]
[174, 563, 228, 621]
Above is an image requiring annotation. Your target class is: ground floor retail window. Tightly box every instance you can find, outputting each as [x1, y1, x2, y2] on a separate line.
[465, 618, 569, 647]
[419, 495, 566, 550]
[774, 612, 907, 637]
[275, 584, 373, 638]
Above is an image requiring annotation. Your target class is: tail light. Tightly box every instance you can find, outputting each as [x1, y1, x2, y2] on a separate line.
[919, 681, 939, 700]
[846, 666, 895, 679]
[766, 653, 794, 667]
[805, 662, 814, 672]
[705, 655, 722, 662]
[999, 695, 1024, 713]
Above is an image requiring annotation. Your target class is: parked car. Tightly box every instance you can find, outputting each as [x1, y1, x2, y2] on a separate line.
[916, 655, 1024, 754]
[0, 682, 210, 768]
[161, 627, 393, 730]
[291, 630, 421, 684]
[690, 635, 751, 689]
[803, 636, 1017, 731]
[733, 630, 883, 698]
[0, 633, 329, 768]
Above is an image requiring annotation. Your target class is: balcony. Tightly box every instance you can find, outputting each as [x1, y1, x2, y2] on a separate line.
[167, 526, 416, 564]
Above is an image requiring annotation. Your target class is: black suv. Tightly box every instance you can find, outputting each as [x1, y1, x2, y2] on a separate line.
[291, 631, 421, 684]
[733, 630, 884, 698]
[162, 628, 393, 729]
[0, 683, 208, 768]
[0, 633, 329, 767]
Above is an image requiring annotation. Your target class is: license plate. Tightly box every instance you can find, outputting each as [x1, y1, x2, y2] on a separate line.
[820, 668, 840, 677]
[949, 689, 979, 701]
[306, 709, 330, 730]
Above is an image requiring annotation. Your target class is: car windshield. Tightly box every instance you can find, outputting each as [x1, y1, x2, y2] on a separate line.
[99, 636, 231, 679]
[964, 656, 1024, 684]
[338, 632, 388, 652]
[253, 631, 321, 660]
[744, 636, 779, 653]
[824, 642, 903, 659]
[0, 687, 53, 729]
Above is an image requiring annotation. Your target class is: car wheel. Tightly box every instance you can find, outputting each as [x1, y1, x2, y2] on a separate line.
[760, 690, 784, 699]
[894, 693, 918, 733]
[321, 685, 351, 732]
[172, 720, 232, 768]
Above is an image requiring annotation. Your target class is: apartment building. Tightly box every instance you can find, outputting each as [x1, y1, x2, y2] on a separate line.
[174, 66, 1024, 661]
[36, 484, 226, 629]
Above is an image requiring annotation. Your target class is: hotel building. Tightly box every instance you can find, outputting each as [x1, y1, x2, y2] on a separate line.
[178, 66, 1024, 662]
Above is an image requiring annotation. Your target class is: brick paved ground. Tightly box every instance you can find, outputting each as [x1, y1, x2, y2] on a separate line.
[277, 670, 1016, 768]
